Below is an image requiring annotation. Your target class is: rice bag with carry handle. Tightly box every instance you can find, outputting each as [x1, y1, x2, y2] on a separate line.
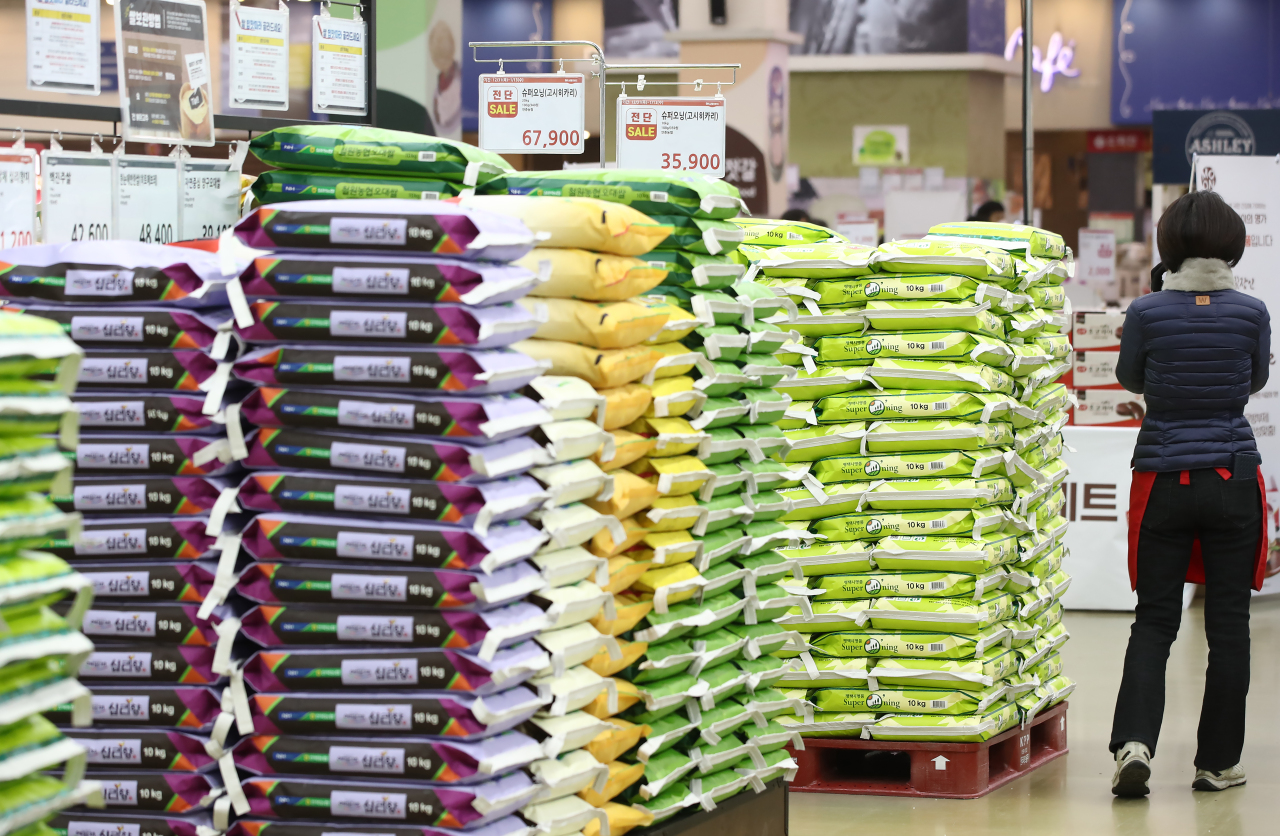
[78, 645, 221, 684]
[234, 300, 536, 348]
[0, 242, 226, 307]
[925, 221, 1067, 260]
[43, 684, 221, 729]
[75, 562, 215, 602]
[481, 169, 746, 219]
[519, 249, 668, 302]
[240, 427, 543, 482]
[91, 771, 222, 812]
[54, 476, 230, 517]
[71, 434, 236, 477]
[233, 201, 534, 262]
[237, 513, 545, 572]
[237, 389, 549, 442]
[72, 349, 223, 393]
[9, 305, 232, 355]
[226, 820, 533, 836]
[72, 602, 226, 646]
[51, 812, 220, 836]
[458, 195, 672, 256]
[0, 309, 82, 383]
[250, 171, 460, 205]
[650, 215, 743, 255]
[75, 393, 224, 434]
[232, 345, 544, 394]
[41, 517, 219, 562]
[248, 126, 513, 182]
[731, 218, 844, 247]
[64, 728, 217, 771]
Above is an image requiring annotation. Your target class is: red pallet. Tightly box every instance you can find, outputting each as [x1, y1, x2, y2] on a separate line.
[787, 701, 1069, 799]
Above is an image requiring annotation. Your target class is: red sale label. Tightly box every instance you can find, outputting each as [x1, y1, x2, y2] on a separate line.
[616, 98, 726, 177]
[478, 74, 585, 154]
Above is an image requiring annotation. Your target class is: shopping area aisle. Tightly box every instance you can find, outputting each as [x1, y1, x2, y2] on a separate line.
[790, 599, 1280, 835]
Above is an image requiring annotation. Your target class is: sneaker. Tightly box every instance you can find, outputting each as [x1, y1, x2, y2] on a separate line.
[1112, 741, 1153, 797]
[1192, 764, 1246, 791]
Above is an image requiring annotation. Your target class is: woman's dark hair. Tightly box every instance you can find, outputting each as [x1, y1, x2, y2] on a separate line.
[1156, 190, 1246, 273]
[781, 208, 811, 223]
[968, 201, 1005, 222]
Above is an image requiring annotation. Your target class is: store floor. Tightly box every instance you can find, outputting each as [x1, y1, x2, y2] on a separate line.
[790, 597, 1280, 835]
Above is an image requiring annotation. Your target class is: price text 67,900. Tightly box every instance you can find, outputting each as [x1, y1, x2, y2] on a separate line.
[661, 153, 721, 171]
[522, 129, 581, 149]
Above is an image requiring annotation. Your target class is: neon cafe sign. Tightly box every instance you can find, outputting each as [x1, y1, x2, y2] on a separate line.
[1005, 28, 1080, 92]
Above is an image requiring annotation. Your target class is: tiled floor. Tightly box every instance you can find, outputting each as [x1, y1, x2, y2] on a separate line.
[789, 598, 1280, 835]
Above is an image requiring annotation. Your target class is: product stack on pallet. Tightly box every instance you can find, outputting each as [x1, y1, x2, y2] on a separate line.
[5, 242, 242, 827]
[1068, 309, 1140, 427]
[0, 310, 99, 831]
[727, 221, 1075, 776]
[475, 170, 806, 822]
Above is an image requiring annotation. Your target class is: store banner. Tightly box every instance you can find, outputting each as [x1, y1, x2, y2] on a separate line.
[1191, 154, 1280, 544]
[1060, 426, 1138, 611]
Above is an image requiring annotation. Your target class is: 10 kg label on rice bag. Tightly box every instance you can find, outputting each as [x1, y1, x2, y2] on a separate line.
[250, 693, 485, 736]
[79, 646, 218, 684]
[249, 302, 458, 343]
[246, 473, 463, 521]
[804, 626, 1008, 659]
[262, 391, 458, 435]
[263, 211, 447, 251]
[40, 519, 218, 560]
[75, 395, 214, 433]
[256, 429, 452, 478]
[269, 349, 449, 387]
[264, 522, 460, 566]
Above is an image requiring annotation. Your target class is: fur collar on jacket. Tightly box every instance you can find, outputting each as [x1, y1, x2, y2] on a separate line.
[1164, 257, 1235, 292]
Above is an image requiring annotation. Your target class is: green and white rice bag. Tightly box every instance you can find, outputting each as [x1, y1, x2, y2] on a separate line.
[752, 244, 874, 278]
[732, 217, 847, 247]
[810, 450, 1006, 483]
[805, 568, 1007, 600]
[779, 423, 866, 462]
[776, 483, 870, 520]
[863, 419, 1014, 454]
[860, 475, 1015, 511]
[1034, 333, 1072, 360]
[861, 589, 1016, 633]
[926, 220, 1067, 260]
[772, 306, 866, 338]
[871, 239, 1016, 280]
[685, 324, 750, 361]
[777, 542, 875, 577]
[809, 681, 1008, 714]
[776, 711, 876, 738]
[1028, 285, 1066, 310]
[649, 251, 746, 290]
[809, 274, 1009, 308]
[631, 638, 699, 683]
[1003, 309, 1051, 340]
[779, 656, 868, 686]
[865, 701, 1019, 742]
[807, 508, 1006, 541]
[873, 533, 1020, 572]
[774, 367, 867, 400]
[650, 215, 745, 255]
[864, 359, 1016, 394]
[817, 389, 1009, 422]
[814, 330, 1013, 368]
[739, 718, 803, 754]
[486, 169, 746, 218]
[868, 644, 1019, 691]
[801, 623, 1011, 660]
[629, 779, 696, 823]
[738, 353, 793, 387]
[776, 600, 871, 632]
[862, 300, 1004, 338]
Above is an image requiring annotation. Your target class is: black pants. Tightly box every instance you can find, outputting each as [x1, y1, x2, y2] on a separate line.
[1110, 468, 1261, 771]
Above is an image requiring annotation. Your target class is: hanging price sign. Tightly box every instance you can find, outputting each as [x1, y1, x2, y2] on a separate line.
[42, 148, 114, 244]
[616, 97, 726, 177]
[115, 154, 179, 245]
[0, 149, 37, 248]
[478, 74, 585, 154]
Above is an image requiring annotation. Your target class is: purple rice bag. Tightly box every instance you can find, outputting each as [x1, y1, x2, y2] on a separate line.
[78, 645, 221, 685]
[93, 771, 223, 812]
[64, 728, 218, 771]
[239, 427, 543, 482]
[75, 562, 216, 602]
[73, 349, 222, 392]
[72, 434, 237, 477]
[233, 201, 535, 262]
[50, 811, 216, 836]
[75, 393, 223, 434]
[232, 345, 545, 394]
[72, 602, 224, 646]
[234, 688, 542, 740]
[54, 476, 229, 516]
[10, 305, 231, 353]
[237, 601, 547, 654]
[231, 772, 538, 828]
[229, 730, 542, 782]
[227, 816, 533, 836]
[49, 517, 221, 561]
[236, 253, 540, 305]
[238, 513, 546, 572]
[235, 561, 543, 610]
[237, 388, 549, 442]
[233, 300, 536, 349]
[43, 685, 222, 730]
[236, 641, 548, 695]
[234, 472, 546, 527]
[0, 241, 227, 307]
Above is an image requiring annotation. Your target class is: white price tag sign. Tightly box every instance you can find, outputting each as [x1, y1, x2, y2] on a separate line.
[181, 157, 243, 241]
[478, 74, 585, 154]
[0, 150, 37, 248]
[229, 0, 290, 110]
[115, 155, 179, 245]
[312, 13, 367, 116]
[42, 150, 114, 244]
[617, 97, 726, 177]
[26, 0, 101, 95]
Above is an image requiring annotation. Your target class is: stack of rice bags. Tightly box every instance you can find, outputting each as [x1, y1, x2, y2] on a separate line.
[476, 171, 805, 823]
[735, 220, 1076, 742]
[0, 310, 100, 829]
[201, 197, 560, 834]
[0, 241, 243, 826]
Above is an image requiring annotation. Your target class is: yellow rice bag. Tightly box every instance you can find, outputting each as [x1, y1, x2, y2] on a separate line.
[590, 593, 653, 636]
[586, 469, 659, 519]
[513, 340, 660, 388]
[582, 678, 641, 719]
[595, 384, 653, 430]
[579, 759, 647, 805]
[520, 297, 670, 349]
[521, 248, 668, 301]
[593, 430, 655, 471]
[584, 638, 648, 678]
[583, 803, 654, 836]
[599, 554, 654, 591]
[461, 195, 672, 256]
[585, 718, 651, 764]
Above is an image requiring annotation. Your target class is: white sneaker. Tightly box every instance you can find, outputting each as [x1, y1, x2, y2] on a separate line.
[1192, 764, 1246, 791]
[1112, 742, 1153, 797]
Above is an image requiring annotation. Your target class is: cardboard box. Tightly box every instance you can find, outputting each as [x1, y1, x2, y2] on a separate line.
[1073, 350, 1121, 389]
[1072, 311, 1126, 350]
[1073, 389, 1145, 426]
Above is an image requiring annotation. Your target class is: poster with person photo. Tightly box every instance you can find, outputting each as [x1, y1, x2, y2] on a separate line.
[115, 0, 215, 144]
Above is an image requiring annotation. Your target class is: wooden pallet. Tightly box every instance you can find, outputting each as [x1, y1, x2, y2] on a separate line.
[787, 701, 1068, 799]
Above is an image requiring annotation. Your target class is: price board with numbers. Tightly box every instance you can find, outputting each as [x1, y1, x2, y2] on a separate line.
[0, 149, 37, 249]
[478, 74, 585, 154]
[115, 154, 180, 245]
[42, 150, 114, 244]
[616, 97, 726, 178]
[180, 157, 242, 241]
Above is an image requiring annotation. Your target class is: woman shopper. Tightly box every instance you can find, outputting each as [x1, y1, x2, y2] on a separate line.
[1110, 190, 1271, 797]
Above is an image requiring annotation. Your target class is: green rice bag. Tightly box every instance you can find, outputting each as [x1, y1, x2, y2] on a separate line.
[777, 542, 874, 577]
[485, 169, 746, 219]
[635, 748, 699, 799]
[0, 437, 72, 499]
[779, 423, 866, 463]
[0, 382, 76, 440]
[250, 170, 459, 204]
[249, 125, 514, 183]
[695, 528, 750, 571]
[1024, 545, 1065, 582]
[649, 250, 745, 290]
[776, 483, 870, 521]
[637, 591, 745, 644]
[873, 533, 1021, 572]
[731, 217, 846, 247]
[697, 662, 751, 706]
[631, 638, 698, 684]
[1034, 333, 1072, 360]
[633, 672, 705, 718]
[868, 645, 1018, 692]
[864, 359, 1016, 394]
[1016, 674, 1076, 722]
[690, 762, 748, 803]
[751, 244, 875, 279]
[685, 324, 749, 361]
[1029, 651, 1063, 683]
[739, 459, 801, 493]
[776, 711, 876, 738]
[744, 321, 795, 354]
[862, 300, 1005, 338]
[774, 306, 866, 338]
[695, 702, 758, 745]
[737, 425, 789, 462]
[775, 339, 817, 369]
[805, 569, 1007, 600]
[871, 239, 1016, 279]
[1027, 285, 1066, 309]
[865, 701, 1019, 742]
[637, 711, 698, 761]
[774, 367, 867, 401]
[695, 361, 754, 398]
[809, 274, 1009, 307]
[0, 774, 83, 823]
[1015, 253, 1072, 287]
[778, 655, 868, 685]
[810, 681, 1007, 715]
[738, 353, 793, 388]
[735, 654, 790, 693]
[862, 589, 1016, 634]
[661, 288, 747, 325]
[698, 561, 747, 599]
[1003, 309, 1050, 340]
[629, 779, 695, 823]
[689, 629, 747, 675]
[725, 623, 803, 661]
[807, 508, 1007, 542]
[0, 312, 81, 386]
[810, 450, 1006, 483]
[860, 475, 1015, 511]
[739, 718, 801, 754]
[862, 419, 1014, 454]
[816, 389, 1008, 423]
[735, 686, 802, 721]
[801, 623, 1010, 660]
[0, 497, 79, 556]
[650, 215, 744, 255]
[776, 600, 870, 632]
[925, 220, 1067, 260]
[814, 331, 1013, 368]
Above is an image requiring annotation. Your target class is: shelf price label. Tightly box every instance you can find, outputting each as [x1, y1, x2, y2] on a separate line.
[42, 150, 114, 244]
[479, 74, 585, 155]
[617, 97, 726, 178]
